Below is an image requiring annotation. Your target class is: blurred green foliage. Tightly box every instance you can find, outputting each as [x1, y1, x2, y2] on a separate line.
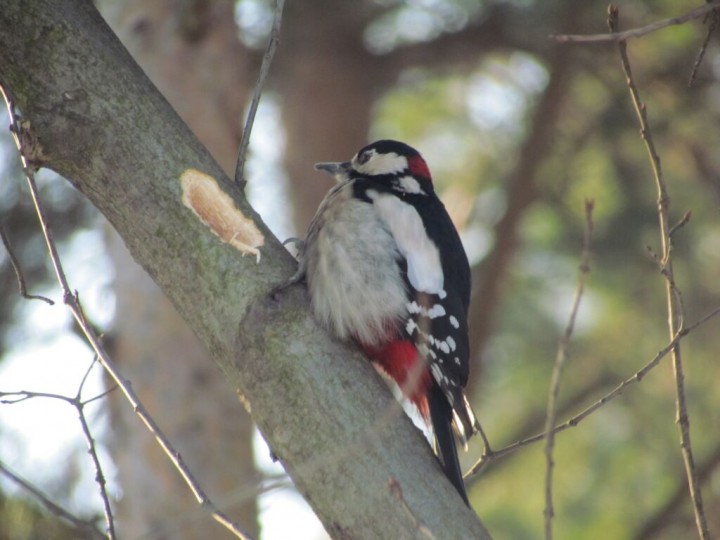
[374, 3, 720, 538]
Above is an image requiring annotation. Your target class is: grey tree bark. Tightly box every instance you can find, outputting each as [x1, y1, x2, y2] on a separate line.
[0, 0, 491, 538]
[94, 0, 259, 536]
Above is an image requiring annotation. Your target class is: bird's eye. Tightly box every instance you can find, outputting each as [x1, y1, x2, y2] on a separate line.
[357, 151, 371, 165]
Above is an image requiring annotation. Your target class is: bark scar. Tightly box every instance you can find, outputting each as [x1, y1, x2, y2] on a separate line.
[181, 168, 264, 262]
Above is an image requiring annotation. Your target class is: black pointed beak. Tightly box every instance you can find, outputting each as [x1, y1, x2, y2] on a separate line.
[314, 161, 351, 176]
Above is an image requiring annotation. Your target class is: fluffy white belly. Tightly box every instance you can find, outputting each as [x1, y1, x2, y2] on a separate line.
[304, 184, 407, 346]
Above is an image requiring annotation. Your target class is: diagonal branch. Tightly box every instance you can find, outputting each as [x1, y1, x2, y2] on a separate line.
[0, 223, 54, 304]
[466, 305, 720, 478]
[634, 443, 720, 540]
[0, 459, 106, 540]
[234, 0, 285, 189]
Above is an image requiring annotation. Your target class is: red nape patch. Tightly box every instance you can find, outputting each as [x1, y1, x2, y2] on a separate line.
[361, 340, 431, 419]
[408, 155, 432, 181]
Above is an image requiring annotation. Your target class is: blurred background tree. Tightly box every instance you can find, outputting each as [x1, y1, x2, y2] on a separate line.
[1, 0, 720, 538]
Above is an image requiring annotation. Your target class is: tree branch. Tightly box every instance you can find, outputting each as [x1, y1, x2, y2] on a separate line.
[552, 1, 720, 44]
[466, 304, 720, 478]
[0, 223, 54, 304]
[608, 6, 709, 538]
[634, 443, 720, 540]
[234, 0, 285, 189]
[543, 200, 594, 540]
[0, 0, 490, 536]
[0, 459, 106, 540]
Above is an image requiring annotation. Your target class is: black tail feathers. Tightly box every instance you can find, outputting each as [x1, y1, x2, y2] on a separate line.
[428, 383, 469, 505]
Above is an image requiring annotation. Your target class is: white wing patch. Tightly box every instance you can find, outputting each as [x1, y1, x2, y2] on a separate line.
[397, 175, 425, 195]
[367, 190, 444, 295]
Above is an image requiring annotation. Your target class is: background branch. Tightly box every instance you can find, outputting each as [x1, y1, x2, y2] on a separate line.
[609, 6, 708, 537]
[552, 1, 720, 43]
[467, 304, 720, 477]
[0, 223, 54, 304]
[0, 459, 106, 540]
[234, 0, 285, 188]
[543, 200, 594, 540]
[635, 443, 720, 540]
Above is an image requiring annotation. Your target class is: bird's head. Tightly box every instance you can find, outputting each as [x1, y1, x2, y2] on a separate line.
[315, 140, 433, 194]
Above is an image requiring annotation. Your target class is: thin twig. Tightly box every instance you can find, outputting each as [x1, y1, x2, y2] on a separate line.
[233, 0, 285, 189]
[75, 358, 115, 539]
[466, 305, 720, 477]
[688, 8, 720, 87]
[0, 459, 106, 540]
[543, 200, 594, 540]
[0, 223, 54, 304]
[1, 384, 116, 539]
[1, 88, 255, 540]
[608, 6, 709, 538]
[634, 442, 720, 539]
[551, 1, 720, 43]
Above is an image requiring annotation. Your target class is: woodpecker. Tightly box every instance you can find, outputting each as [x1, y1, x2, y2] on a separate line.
[290, 139, 478, 504]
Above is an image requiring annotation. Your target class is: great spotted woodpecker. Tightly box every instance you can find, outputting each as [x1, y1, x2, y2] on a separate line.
[291, 139, 478, 504]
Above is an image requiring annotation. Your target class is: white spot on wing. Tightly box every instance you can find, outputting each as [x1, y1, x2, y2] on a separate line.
[446, 336, 456, 351]
[449, 315, 460, 329]
[427, 304, 446, 318]
[407, 301, 421, 314]
[405, 319, 418, 335]
[430, 364, 445, 385]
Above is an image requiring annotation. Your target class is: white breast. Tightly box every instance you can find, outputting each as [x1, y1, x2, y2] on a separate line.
[303, 183, 408, 346]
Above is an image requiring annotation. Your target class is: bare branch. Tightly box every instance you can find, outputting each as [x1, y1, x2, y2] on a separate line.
[543, 200, 594, 540]
[608, 7, 708, 537]
[0, 222, 54, 304]
[0, 385, 115, 539]
[234, 0, 285, 189]
[466, 305, 720, 477]
[75, 359, 115, 540]
[552, 1, 720, 44]
[635, 443, 720, 539]
[688, 9, 720, 86]
[0, 459, 106, 540]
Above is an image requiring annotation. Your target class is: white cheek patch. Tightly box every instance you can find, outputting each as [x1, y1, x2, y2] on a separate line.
[367, 190, 444, 295]
[358, 152, 408, 176]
